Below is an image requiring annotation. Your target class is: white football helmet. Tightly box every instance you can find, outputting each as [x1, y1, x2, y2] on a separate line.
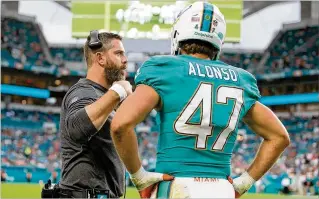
[171, 1, 226, 60]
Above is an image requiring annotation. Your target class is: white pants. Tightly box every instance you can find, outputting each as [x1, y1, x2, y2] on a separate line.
[152, 177, 235, 198]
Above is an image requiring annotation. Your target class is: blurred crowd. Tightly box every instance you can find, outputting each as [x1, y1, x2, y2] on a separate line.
[1, 129, 60, 170]
[1, 108, 318, 195]
[1, 108, 59, 124]
[1, 17, 318, 77]
[265, 26, 319, 73]
[219, 53, 262, 74]
[1, 17, 50, 67]
[50, 47, 83, 66]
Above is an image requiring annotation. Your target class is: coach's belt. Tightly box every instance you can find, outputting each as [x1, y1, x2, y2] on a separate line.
[60, 188, 110, 198]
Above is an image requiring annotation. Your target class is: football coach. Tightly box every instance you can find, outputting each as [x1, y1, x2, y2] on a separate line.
[58, 30, 132, 198]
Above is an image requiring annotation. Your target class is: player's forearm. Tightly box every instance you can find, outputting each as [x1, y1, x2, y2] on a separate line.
[111, 126, 142, 174]
[247, 137, 290, 181]
[85, 90, 120, 131]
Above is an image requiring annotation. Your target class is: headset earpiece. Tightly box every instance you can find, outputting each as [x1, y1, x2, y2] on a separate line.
[88, 30, 103, 49]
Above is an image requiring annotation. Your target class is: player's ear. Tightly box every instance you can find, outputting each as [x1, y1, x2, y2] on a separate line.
[96, 52, 106, 67]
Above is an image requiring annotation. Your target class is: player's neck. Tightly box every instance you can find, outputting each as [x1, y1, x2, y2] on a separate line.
[181, 51, 210, 60]
[86, 66, 110, 89]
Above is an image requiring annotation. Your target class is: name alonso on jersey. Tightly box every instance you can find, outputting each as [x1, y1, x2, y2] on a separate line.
[188, 62, 238, 82]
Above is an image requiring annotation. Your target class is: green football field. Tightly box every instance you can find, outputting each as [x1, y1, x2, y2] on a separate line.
[1, 183, 316, 199]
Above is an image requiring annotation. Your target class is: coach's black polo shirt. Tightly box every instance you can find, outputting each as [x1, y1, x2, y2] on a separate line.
[59, 78, 124, 198]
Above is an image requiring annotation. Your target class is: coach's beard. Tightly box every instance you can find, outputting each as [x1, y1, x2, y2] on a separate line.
[104, 67, 125, 86]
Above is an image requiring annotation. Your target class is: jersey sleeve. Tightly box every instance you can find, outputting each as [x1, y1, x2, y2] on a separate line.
[134, 57, 166, 98]
[242, 71, 261, 115]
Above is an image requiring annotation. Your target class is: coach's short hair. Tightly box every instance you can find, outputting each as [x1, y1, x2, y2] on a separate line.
[83, 31, 122, 67]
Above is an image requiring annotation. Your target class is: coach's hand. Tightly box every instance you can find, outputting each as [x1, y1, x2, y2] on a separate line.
[113, 80, 133, 96]
[110, 80, 133, 102]
[130, 167, 174, 198]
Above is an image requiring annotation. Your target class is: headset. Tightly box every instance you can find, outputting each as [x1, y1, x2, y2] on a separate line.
[88, 30, 103, 49]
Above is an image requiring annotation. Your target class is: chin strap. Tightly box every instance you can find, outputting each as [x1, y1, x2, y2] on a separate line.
[176, 48, 182, 56]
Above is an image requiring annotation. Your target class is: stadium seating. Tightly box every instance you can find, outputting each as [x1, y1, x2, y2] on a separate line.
[1, 17, 51, 67]
[265, 26, 319, 73]
[2, 16, 318, 78]
[1, 128, 60, 171]
[50, 47, 83, 63]
[1, 108, 60, 131]
[219, 52, 262, 73]
[1, 107, 318, 194]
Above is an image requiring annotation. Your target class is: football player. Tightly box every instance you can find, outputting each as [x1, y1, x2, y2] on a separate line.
[111, 2, 290, 198]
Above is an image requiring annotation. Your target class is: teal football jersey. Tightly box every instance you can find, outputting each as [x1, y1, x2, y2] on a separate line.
[135, 55, 261, 179]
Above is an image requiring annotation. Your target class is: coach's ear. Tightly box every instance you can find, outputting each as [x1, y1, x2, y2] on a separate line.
[96, 51, 106, 67]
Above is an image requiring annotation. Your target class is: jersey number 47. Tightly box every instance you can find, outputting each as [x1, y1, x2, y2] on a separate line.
[174, 82, 244, 151]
